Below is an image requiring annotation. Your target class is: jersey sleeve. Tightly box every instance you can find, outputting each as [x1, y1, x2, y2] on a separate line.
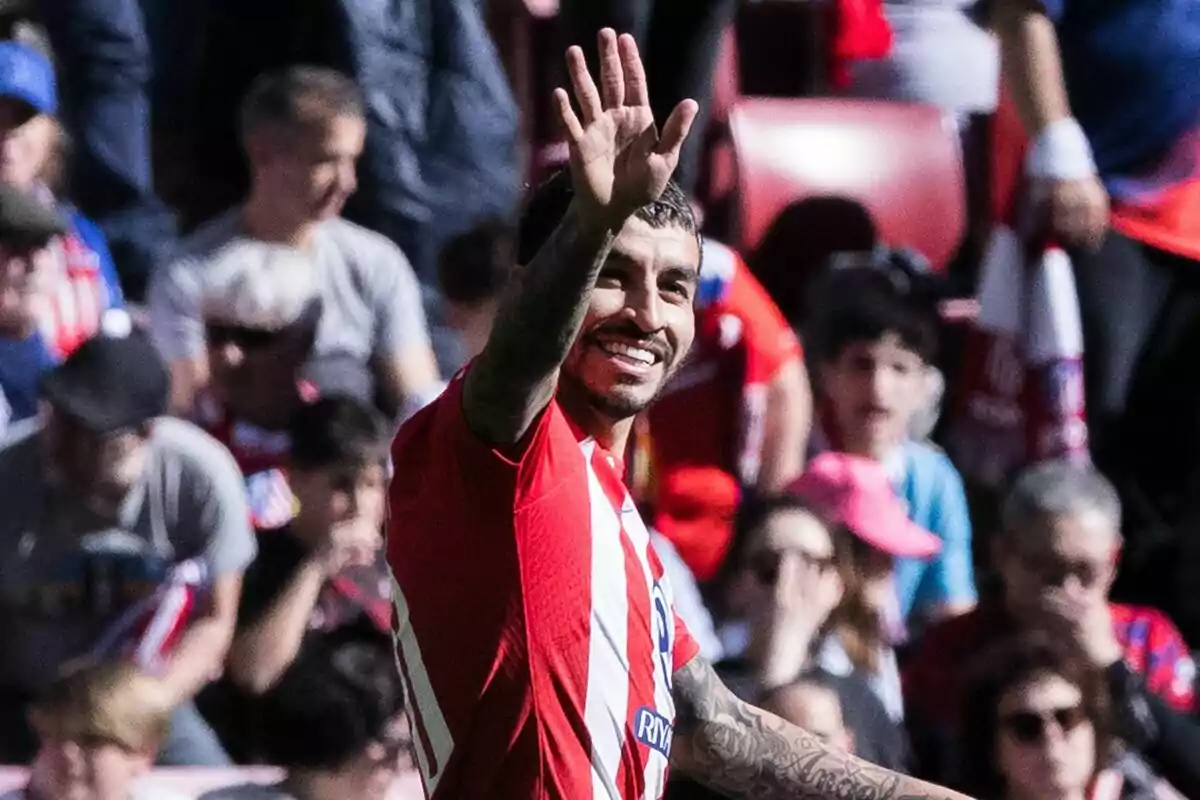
[400, 367, 561, 497]
[672, 607, 700, 670]
[721, 262, 802, 384]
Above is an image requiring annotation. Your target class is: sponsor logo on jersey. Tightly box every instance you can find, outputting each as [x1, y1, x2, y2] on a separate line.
[634, 706, 673, 757]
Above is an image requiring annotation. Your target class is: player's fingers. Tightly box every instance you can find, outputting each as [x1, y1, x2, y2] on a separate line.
[655, 99, 699, 156]
[597, 28, 624, 110]
[566, 45, 603, 125]
[619, 33, 649, 108]
[552, 87, 586, 141]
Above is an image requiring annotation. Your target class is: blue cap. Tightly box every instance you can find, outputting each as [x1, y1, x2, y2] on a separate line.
[0, 42, 56, 115]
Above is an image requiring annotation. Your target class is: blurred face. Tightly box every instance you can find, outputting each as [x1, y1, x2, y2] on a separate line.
[558, 218, 699, 430]
[206, 319, 313, 429]
[744, 508, 844, 629]
[820, 333, 928, 458]
[31, 734, 152, 800]
[0, 98, 56, 189]
[995, 673, 1095, 800]
[290, 461, 388, 556]
[0, 243, 50, 335]
[250, 113, 364, 223]
[999, 511, 1118, 624]
[763, 682, 853, 753]
[40, 406, 149, 502]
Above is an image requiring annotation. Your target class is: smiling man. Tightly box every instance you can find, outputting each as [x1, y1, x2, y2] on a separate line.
[388, 27, 976, 800]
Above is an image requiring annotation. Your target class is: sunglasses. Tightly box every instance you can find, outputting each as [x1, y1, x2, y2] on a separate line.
[749, 549, 836, 585]
[206, 323, 283, 351]
[1000, 704, 1088, 744]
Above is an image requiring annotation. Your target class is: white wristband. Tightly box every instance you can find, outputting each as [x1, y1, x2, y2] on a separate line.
[1025, 117, 1098, 181]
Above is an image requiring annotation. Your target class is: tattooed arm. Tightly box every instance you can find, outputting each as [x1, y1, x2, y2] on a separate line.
[462, 205, 616, 445]
[671, 656, 975, 800]
[462, 28, 696, 446]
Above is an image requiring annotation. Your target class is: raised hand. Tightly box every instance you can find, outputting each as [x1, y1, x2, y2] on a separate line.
[554, 28, 698, 231]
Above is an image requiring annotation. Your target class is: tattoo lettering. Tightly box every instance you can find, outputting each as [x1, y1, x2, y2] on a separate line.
[670, 657, 970, 800]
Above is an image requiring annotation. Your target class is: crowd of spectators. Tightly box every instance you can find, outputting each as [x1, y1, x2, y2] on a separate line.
[0, 0, 1194, 798]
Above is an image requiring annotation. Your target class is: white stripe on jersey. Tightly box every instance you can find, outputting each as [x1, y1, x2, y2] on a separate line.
[581, 439, 631, 800]
[621, 498, 678, 800]
[391, 573, 455, 795]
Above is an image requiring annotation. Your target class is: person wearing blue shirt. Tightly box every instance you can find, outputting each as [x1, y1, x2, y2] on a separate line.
[0, 40, 125, 430]
[808, 264, 976, 625]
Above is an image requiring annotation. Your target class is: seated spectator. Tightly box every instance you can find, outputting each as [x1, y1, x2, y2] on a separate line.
[959, 632, 1181, 800]
[202, 395, 391, 761]
[0, 39, 127, 425]
[807, 264, 975, 625]
[0, 331, 256, 766]
[906, 462, 1200, 789]
[789, 453, 940, 725]
[714, 457, 932, 770]
[0, 182, 71, 431]
[149, 66, 441, 422]
[201, 636, 411, 800]
[761, 671, 856, 754]
[5, 660, 184, 800]
[229, 395, 391, 691]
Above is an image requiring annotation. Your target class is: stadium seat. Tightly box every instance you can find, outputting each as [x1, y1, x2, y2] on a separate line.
[728, 97, 967, 272]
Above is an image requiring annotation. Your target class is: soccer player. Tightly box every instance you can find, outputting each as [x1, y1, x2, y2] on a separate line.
[388, 27, 974, 800]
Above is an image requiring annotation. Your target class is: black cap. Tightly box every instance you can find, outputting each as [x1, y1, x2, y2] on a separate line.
[0, 182, 66, 249]
[41, 331, 170, 433]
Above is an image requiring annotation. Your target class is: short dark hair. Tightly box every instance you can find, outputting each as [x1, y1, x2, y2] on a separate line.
[240, 65, 364, 139]
[516, 168, 699, 266]
[438, 218, 517, 306]
[289, 395, 388, 472]
[806, 264, 939, 365]
[960, 632, 1114, 799]
[258, 635, 404, 770]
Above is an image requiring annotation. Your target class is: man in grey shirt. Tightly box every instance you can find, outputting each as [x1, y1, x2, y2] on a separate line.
[0, 331, 257, 766]
[148, 66, 442, 423]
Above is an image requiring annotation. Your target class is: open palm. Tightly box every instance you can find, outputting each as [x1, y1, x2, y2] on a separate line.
[554, 29, 698, 229]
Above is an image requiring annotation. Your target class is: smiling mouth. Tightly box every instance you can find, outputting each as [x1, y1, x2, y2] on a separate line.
[596, 340, 662, 368]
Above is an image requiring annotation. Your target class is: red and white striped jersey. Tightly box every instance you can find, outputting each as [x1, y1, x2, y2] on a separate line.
[387, 373, 699, 800]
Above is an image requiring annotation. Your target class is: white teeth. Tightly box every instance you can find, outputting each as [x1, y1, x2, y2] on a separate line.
[599, 341, 656, 365]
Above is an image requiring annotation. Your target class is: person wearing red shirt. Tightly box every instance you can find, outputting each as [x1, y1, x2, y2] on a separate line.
[389, 28, 973, 800]
[640, 238, 810, 496]
[904, 461, 1197, 784]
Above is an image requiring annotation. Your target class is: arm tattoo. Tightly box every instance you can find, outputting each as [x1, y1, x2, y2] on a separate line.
[463, 203, 616, 444]
[671, 657, 972, 800]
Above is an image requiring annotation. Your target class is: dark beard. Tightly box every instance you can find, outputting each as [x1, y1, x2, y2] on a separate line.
[559, 356, 682, 422]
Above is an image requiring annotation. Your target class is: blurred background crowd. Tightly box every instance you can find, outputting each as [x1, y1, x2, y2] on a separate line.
[0, 0, 1197, 797]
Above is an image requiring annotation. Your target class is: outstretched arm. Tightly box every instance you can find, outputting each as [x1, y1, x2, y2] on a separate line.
[462, 29, 696, 445]
[670, 656, 974, 800]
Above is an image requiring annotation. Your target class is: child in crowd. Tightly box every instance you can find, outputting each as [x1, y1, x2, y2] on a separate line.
[807, 264, 976, 627]
[6, 660, 182, 800]
[201, 636, 410, 800]
[201, 395, 393, 762]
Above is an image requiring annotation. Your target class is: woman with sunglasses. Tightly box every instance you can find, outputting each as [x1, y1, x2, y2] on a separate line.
[960, 633, 1182, 800]
[706, 453, 941, 773]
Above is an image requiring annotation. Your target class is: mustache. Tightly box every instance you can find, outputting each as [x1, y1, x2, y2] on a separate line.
[585, 321, 671, 361]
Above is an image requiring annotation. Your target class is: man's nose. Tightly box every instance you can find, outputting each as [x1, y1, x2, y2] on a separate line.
[626, 283, 666, 332]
